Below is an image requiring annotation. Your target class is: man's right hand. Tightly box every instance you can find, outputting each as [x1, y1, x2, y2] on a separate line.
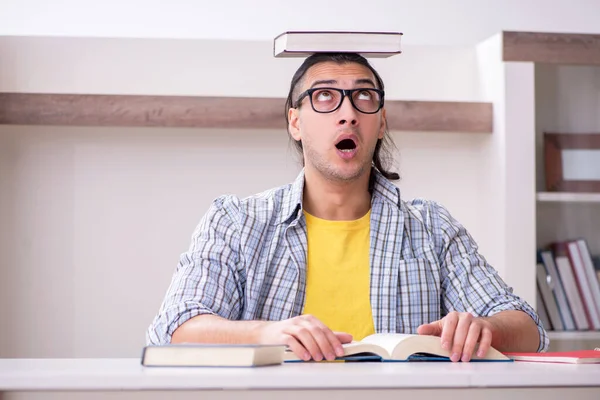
[255, 314, 353, 361]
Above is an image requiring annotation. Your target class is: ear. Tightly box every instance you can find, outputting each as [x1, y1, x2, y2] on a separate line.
[378, 108, 387, 139]
[288, 107, 302, 141]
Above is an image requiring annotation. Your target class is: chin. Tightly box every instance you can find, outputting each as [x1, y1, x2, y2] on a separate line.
[329, 164, 367, 182]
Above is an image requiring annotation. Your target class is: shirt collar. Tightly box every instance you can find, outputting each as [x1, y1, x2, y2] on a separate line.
[278, 167, 402, 225]
[279, 169, 306, 225]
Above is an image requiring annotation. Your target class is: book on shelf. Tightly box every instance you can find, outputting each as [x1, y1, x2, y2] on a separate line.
[535, 289, 553, 331]
[273, 31, 403, 58]
[537, 238, 600, 331]
[539, 250, 576, 330]
[504, 349, 600, 364]
[551, 242, 592, 330]
[284, 333, 511, 363]
[575, 239, 600, 319]
[566, 240, 600, 329]
[536, 261, 564, 331]
[141, 343, 286, 367]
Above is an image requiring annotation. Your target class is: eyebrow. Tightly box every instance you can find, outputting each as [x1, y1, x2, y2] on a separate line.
[309, 78, 378, 88]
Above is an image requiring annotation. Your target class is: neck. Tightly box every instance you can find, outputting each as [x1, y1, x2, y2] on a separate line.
[302, 167, 372, 221]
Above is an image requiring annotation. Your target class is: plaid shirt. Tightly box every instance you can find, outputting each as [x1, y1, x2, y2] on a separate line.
[147, 169, 549, 352]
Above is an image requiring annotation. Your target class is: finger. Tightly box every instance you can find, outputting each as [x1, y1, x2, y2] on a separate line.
[334, 332, 353, 344]
[450, 313, 473, 362]
[461, 322, 482, 362]
[440, 313, 458, 351]
[417, 321, 442, 336]
[284, 335, 311, 361]
[304, 319, 340, 360]
[476, 326, 493, 358]
[287, 325, 323, 361]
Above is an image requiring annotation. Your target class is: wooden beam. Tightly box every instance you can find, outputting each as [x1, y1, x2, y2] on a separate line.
[384, 100, 492, 133]
[0, 93, 493, 133]
[0, 93, 285, 130]
[503, 31, 600, 65]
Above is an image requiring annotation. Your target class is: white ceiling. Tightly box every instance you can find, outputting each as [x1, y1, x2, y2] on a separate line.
[1, 0, 600, 46]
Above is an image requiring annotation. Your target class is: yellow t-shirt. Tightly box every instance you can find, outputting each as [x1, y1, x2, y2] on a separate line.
[302, 209, 375, 341]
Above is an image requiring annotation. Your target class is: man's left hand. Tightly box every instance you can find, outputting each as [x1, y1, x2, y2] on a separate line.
[417, 311, 494, 362]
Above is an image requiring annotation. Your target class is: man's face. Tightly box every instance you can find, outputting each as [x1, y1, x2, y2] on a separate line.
[288, 61, 386, 183]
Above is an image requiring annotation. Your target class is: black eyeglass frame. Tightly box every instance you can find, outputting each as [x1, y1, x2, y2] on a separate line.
[294, 87, 385, 114]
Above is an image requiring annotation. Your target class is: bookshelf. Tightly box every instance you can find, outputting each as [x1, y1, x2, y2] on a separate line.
[533, 49, 600, 350]
[478, 31, 600, 352]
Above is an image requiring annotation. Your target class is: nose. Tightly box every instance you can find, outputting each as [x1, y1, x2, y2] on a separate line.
[336, 94, 359, 127]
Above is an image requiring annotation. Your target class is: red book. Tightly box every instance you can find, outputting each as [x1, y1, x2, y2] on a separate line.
[504, 349, 600, 364]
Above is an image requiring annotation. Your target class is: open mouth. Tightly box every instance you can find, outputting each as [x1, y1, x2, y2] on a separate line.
[335, 138, 357, 152]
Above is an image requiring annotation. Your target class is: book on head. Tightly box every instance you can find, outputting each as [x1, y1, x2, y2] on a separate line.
[284, 333, 511, 362]
[141, 343, 286, 367]
[273, 31, 403, 58]
[504, 349, 600, 364]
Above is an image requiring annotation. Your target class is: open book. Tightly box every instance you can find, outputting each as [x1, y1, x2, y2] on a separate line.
[284, 333, 511, 362]
[141, 344, 286, 367]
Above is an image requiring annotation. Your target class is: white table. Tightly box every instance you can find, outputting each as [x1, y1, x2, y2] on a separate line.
[0, 358, 599, 400]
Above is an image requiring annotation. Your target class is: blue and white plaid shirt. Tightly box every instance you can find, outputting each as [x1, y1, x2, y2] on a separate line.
[147, 168, 549, 352]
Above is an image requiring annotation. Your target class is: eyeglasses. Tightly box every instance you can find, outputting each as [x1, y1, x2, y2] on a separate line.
[294, 87, 385, 114]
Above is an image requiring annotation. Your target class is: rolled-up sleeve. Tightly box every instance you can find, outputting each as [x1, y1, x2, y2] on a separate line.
[431, 202, 549, 352]
[146, 195, 245, 345]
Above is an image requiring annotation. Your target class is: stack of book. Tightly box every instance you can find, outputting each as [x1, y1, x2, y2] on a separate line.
[536, 238, 600, 331]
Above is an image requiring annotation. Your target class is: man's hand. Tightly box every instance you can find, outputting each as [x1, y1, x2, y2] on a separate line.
[256, 314, 352, 361]
[417, 311, 495, 362]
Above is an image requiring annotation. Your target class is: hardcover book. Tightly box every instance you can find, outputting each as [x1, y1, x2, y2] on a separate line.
[273, 31, 403, 58]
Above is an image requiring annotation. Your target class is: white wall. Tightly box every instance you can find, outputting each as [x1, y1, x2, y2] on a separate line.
[476, 35, 538, 307]
[0, 36, 498, 358]
[0, 126, 299, 357]
[0, 36, 480, 101]
[2, 0, 600, 46]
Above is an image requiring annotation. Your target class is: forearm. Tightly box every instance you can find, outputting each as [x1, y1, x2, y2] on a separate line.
[171, 314, 269, 344]
[484, 310, 540, 352]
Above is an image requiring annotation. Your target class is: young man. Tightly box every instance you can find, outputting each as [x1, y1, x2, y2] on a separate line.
[147, 53, 548, 362]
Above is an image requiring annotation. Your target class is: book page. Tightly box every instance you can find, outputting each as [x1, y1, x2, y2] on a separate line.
[340, 342, 388, 358]
[359, 333, 416, 358]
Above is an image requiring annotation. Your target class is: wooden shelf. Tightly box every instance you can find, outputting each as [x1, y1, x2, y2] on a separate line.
[0, 93, 493, 133]
[537, 192, 600, 203]
[503, 31, 600, 65]
[548, 331, 600, 341]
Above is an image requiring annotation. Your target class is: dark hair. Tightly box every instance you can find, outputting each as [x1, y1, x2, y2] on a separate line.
[284, 52, 400, 181]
